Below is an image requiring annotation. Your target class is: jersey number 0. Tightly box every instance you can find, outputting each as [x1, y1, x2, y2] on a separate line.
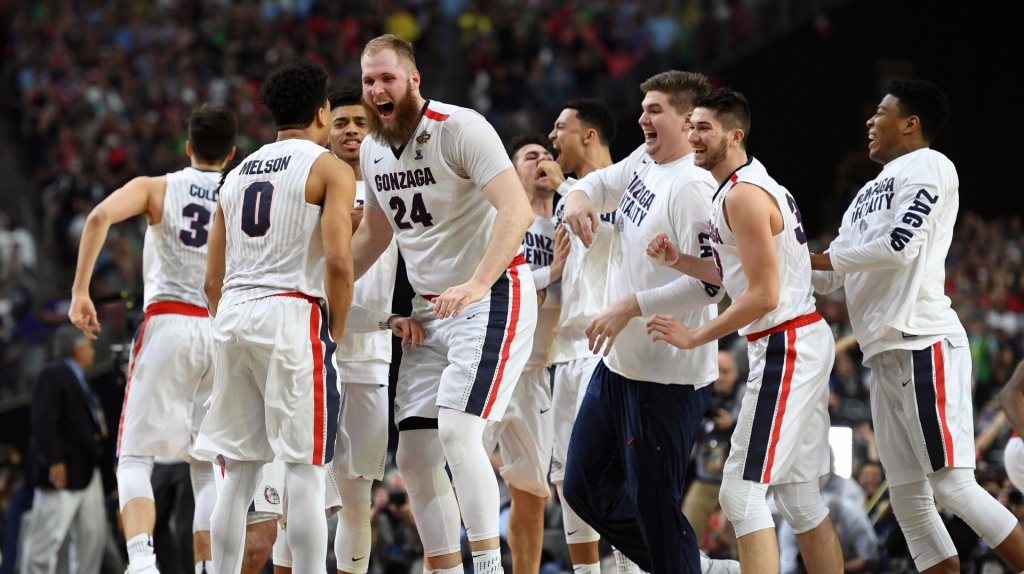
[241, 182, 274, 237]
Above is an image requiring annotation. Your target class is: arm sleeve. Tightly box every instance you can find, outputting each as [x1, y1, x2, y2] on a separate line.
[31, 371, 63, 466]
[532, 266, 552, 291]
[345, 305, 394, 334]
[572, 146, 644, 213]
[829, 157, 947, 275]
[442, 111, 514, 189]
[637, 178, 723, 315]
[811, 270, 844, 294]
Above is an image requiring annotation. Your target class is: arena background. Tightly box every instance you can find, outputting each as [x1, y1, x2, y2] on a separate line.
[1, 1, 1023, 573]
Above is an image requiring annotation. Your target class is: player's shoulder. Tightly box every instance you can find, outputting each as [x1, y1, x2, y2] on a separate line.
[891, 147, 958, 186]
[431, 101, 492, 137]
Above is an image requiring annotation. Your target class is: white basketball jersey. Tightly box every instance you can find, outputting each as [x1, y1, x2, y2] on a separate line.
[549, 181, 616, 363]
[709, 157, 816, 336]
[524, 213, 558, 369]
[361, 100, 515, 297]
[218, 139, 331, 310]
[336, 180, 399, 383]
[143, 167, 222, 309]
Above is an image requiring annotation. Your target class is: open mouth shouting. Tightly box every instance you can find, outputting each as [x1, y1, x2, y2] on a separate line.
[375, 99, 395, 119]
[643, 129, 658, 145]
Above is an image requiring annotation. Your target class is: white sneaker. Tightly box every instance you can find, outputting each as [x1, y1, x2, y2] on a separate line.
[700, 551, 740, 574]
[126, 556, 160, 574]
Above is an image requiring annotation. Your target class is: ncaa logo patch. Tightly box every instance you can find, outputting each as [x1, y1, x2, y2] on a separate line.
[264, 486, 281, 505]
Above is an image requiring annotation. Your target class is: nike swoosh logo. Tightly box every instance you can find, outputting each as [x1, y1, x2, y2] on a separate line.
[567, 529, 580, 536]
[627, 438, 636, 445]
[902, 379, 912, 387]
[540, 408, 550, 414]
[352, 556, 366, 562]
[374, 157, 384, 164]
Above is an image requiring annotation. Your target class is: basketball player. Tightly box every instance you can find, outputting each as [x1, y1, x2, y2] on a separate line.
[810, 80, 1024, 573]
[69, 104, 237, 574]
[646, 88, 843, 574]
[269, 85, 420, 574]
[560, 71, 728, 574]
[1000, 361, 1024, 491]
[480, 134, 565, 574]
[195, 59, 357, 574]
[535, 99, 618, 574]
[353, 34, 537, 574]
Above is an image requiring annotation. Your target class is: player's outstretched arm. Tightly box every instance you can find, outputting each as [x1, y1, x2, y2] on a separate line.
[70, 176, 165, 339]
[203, 203, 227, 316]
[646, 232, 722, 286]
[313, 154, 357, 342]
[433, 168, 533, 319]
[647, 183, 779, 349]
[351, 204, 394, 280]
[999, 360, 1024, 436]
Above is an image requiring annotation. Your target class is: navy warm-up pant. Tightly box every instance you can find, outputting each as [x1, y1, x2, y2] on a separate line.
[563, 360, 713, 574]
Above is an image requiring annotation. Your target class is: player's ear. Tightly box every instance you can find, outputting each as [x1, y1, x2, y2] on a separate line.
[410, 69, 421, 90]
[903, 114, 920, 136]
[226, 146, 237, 162]
[185, 140, 194, 158]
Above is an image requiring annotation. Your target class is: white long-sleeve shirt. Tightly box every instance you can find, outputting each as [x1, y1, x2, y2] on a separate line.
[572, 145, 722, 385]
[814, 148, 965, 359]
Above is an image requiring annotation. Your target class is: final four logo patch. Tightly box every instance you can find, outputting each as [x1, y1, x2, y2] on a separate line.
[416, 130, 431, 145]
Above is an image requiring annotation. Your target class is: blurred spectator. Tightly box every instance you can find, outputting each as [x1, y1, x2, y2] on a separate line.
[21, 325, 108, 574]
[370, 471, 423, 574]
[684, 350, 744, 542]
[779, 491, 879, 574]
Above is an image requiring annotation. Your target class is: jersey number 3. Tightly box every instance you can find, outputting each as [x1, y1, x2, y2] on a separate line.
[785, 194, 807, 244]
[241, 182, 274, 237]
[179, 203, 211, 247]
[390, 193, 434, 229]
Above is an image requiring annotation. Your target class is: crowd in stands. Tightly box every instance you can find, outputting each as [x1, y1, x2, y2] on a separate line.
[2, 0, 1024, 572]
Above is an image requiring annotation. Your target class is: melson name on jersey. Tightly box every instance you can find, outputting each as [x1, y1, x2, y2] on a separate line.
[617, 172, 655, 228]
[523, 230, 553, 266]
[238, 155, 292, 175]
[850, 176, 895, 224]
[189, 184, 217, 202]
[374, 168, 438, 192]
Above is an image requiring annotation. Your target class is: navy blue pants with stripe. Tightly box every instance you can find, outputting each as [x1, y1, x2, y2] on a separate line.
[563, 361, 712, 574]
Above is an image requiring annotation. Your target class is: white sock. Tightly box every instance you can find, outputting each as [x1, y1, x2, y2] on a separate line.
[283, 463, 328, 574]
[126, 533, 155, 568]
[471, 549, 501, 574]
[194, 560, 210, 574]
[424, 566, 463, 574]
[210, 458, 261, 574]
[573, 563, 601, 574]
[615, 549, 641, 574]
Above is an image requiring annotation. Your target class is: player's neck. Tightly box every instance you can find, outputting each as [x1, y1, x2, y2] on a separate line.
[528, 190, 554, 218]
[190, 158, 226, 172]
[882, 140, 929, 166]
[276, 126, 323, 145]
[652, 139, 693, 165]
[347, 158, 363, 181]
[574, 146, 613, 179]
[711, 151, 750, 185]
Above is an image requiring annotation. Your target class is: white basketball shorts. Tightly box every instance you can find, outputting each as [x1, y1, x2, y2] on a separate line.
[395, 254, 537, 424]
[482, 366, 554, 498]
[1006, 436, 1024, 491]
[550, 356, 600, 484]
[724, 313, 834, 485]
[195, 293, 340, 465]
[865, 336, 975, 486]
[118, 302, 214, 460]
[333, 381, 389, 482]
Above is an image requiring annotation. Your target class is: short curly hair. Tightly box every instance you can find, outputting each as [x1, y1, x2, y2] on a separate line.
[886, 79, 950, 143]
[188, 104, 237, 163]
[507, 134, 552, 164]
[329, 85, 362, 110]
[259, 59, 329, 130]
[564, 99, 617, 146]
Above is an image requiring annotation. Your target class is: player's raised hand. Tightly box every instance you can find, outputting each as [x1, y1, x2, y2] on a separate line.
[646, 314, 698, 349]
[550, 224, 571, 282]
[534, 160, 566, 190]
[563, 191, 599, 248]
[388, 315, 425, 349]
[585, 296, 641, 357]
[433, 278, 489, 319]
[68, 294, 101, 340]
[647, 232, 680, 266]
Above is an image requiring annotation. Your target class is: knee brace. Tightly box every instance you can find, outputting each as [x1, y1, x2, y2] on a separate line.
[117, 455, 155, 510]
[396, 429, 462, 556]
[773, 480, 829, 534]
[888, 480, 957, 571]
[190, 460, 216, 533]
[718, 477, 773, 538]
[929, 468, 1018, 548]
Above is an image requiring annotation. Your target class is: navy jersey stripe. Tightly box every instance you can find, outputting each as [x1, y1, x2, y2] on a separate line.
[318, 303, 341, 464]
[465, 272, 511, 416]
[912, 346, 946, 472]
[742, 331, 787, 482]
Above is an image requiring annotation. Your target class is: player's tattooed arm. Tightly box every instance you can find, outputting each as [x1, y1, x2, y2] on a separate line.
[70, 175, 166, 338]
[999, 360, 1024, 437]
